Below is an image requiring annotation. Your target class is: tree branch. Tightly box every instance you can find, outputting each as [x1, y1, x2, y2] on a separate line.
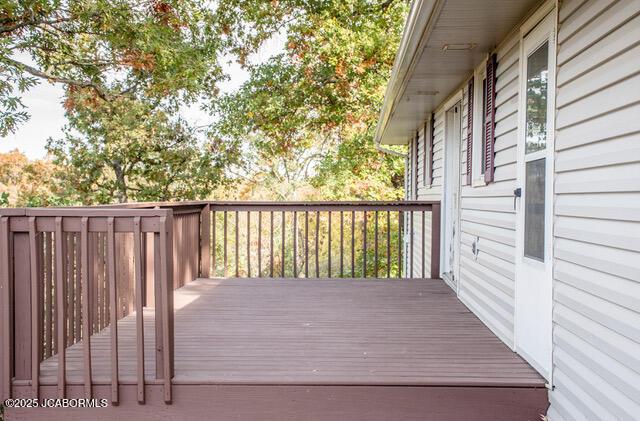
[0, 15, 75, 34]
[3, 57, 111, 100]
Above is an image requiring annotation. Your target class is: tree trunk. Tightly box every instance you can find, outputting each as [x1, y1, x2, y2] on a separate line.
[111, 160, 128, 203]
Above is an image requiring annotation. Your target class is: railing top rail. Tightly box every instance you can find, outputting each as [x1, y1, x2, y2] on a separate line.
[208, 200, 437, 206]
[0, 200, 440, 215]
[88, 200, 209, 209]
[0, 208, 27, 216]
[208, 201, 439, 212]
[0, 208, 173, 217]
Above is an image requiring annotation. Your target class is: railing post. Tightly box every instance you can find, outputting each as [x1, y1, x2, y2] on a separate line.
[28, 217, 41, 398]
[430, 203, 441, 279]
[200, 204, 211, 278]
[158, 212, 174, 404]
[0, 216, 12, 400]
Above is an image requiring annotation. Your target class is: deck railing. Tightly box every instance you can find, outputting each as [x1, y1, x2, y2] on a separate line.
[0, 208, 175, 405]
[204, 201, 440, 279]
[0, 200, 439, 405]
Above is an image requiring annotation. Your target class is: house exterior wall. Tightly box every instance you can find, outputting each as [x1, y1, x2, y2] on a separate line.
[410, 110, 442, 280]
[401, 113, 441, 279]
[548, 0, 640, 419]
[403, 0, 640, 418]
[407, 29, 521, 347]
[458, 32, 521, 348]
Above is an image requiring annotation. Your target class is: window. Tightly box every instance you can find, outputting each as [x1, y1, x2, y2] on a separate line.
[523, 40, 550, 261]
[471, 60, 489, 185]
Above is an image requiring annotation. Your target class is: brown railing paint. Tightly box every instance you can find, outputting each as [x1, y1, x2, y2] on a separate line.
[0, 200, 440, 405]
[204, 202, 438, 280]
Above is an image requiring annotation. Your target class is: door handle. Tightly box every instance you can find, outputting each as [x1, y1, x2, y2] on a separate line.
[513, 188, 522, 211]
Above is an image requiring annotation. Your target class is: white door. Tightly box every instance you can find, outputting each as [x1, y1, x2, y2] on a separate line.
[515, 12, 555, 380]
[442, 102, 462, 289]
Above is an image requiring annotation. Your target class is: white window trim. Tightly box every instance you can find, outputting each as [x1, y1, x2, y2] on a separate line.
[471, 57, 488, 187]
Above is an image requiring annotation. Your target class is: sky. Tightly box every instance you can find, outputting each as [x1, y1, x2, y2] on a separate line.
[0, 32, 286, 160]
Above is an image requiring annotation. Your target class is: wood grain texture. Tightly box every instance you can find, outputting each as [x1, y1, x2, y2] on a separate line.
[38, 278, 544, 388]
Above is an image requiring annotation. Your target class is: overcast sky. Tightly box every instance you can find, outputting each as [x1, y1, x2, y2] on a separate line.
[0, 32, 285, 159]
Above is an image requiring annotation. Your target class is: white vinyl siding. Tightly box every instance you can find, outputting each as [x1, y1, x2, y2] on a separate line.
[403, 2, 640, 417]
[405, 117, 439, 279]
[457, 31, 520, 348]
[406, 32, 520, 345]
[548, 0, 640, 420]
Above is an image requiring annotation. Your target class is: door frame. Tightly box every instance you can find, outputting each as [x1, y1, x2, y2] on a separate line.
[514, 4, 557, 382]
[440, 91, 463, 293]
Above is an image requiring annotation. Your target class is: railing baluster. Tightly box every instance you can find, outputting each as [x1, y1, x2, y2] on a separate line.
[293, 211, 297, 278]
[328, 211, 332, 278]
[281, 211, 285, 278]
[235, 211, 239, 278]
[74, 234, 81, 343]
[247, 211, 251, 278]
[351, 211, 355, 278]
[422, 211, 426, 279]
[153, 232, 163, 380]
[92, 233, 100, 334]
[45, 232, 53, 358]
[398, 211, 403, 278]
[54, 217, 66, 399]
[80, 217, 92, 399]
[258, 211, 262, 277]
[339, 211, 344, 278]
[304, 211, 309, 278]
[66, 233, 73, 347]
[91, 233, 98, 334]
[107, 217, 119, 405]
[410, 211, 414, 279]
[200, 204, 210, 278]
[223, 211, 228, 278]
[374, 211, 379, 278]
[0, 217, 9, 400]
[71, 233, 77, 345]
[133, 217, 145, 403]
[38, 232, 44, 363]
[363, 211, 367, 278]
[270, 211, 274, 277]
[28, 217, 40, 398]
[97, 233, 104, 332]
[315, 211, 320, 278]
[212, 211, 216, 277]
[386, 211, 391, 278]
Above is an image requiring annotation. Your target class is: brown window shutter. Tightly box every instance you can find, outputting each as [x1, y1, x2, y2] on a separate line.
[423, 121, 428, 186]
[466, 77, 474, 185]
[484, 53, 497, 183]
[429, 114, 435, 185]
[413, 131, 419, 199]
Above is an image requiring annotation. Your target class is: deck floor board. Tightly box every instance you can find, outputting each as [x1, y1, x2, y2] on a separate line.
[39, 278, 545, 387]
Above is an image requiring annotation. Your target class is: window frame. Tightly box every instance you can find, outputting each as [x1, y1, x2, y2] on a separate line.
[471, 57, 489, 187]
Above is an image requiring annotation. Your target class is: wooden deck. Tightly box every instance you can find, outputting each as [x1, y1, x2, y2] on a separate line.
[40, 277, 544, 387]
[16, 278, 550, 420]
[4, 202, 548, 420]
